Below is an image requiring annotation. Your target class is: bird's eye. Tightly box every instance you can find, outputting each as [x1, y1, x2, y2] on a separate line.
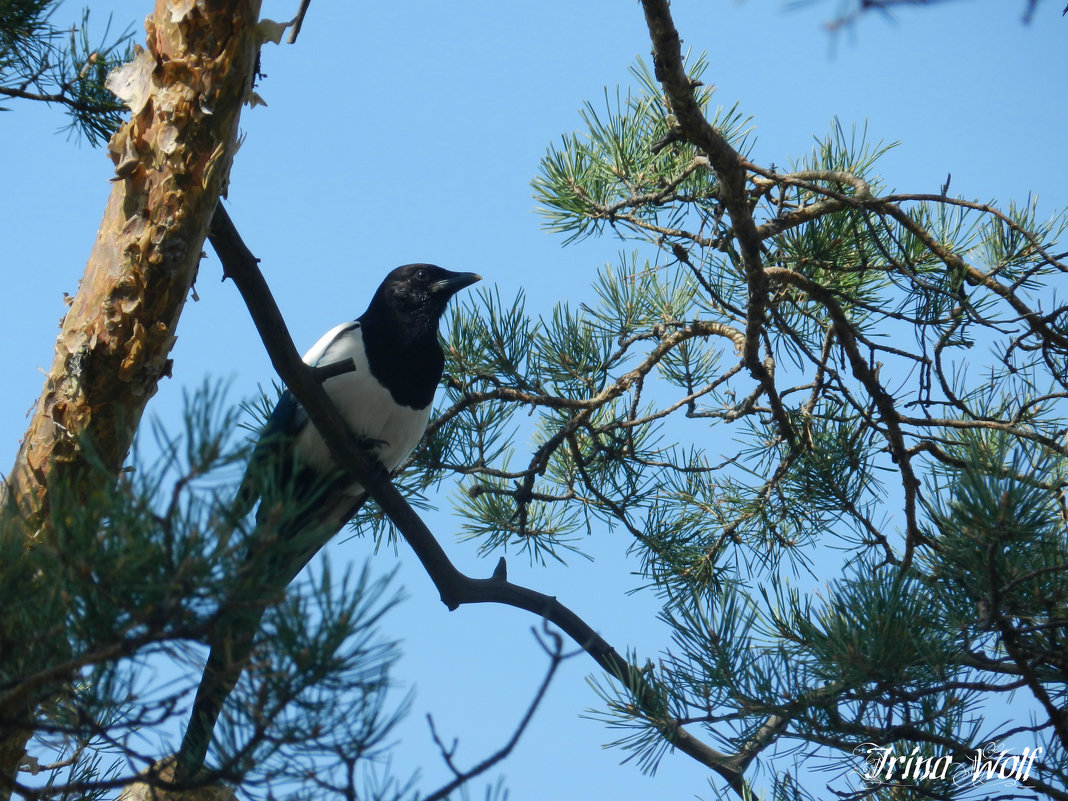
[415, 268, 428, 282]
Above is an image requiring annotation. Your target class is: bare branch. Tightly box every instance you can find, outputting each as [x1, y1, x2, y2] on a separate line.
[287, 0, 312, 44]
[420, 626, 576, 801]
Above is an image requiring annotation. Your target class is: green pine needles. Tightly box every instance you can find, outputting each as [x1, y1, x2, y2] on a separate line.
[1, 383, 407, 800]
[0, 0, 130, 143]
[437, 55, 1068, 800]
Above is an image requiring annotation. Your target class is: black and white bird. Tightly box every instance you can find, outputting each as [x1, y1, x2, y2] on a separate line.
[238, 263, 481, 567]
[176, 263, 480, 779]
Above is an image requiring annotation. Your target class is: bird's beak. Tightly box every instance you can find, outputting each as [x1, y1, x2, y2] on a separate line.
[430, 271, 482, 296]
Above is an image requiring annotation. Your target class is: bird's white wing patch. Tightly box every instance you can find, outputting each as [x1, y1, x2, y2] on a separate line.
[302, 321, 359, 367]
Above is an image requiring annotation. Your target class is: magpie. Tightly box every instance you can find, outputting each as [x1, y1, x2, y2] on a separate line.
[237, 263, 481, 558]
[175, 263, 480, 780]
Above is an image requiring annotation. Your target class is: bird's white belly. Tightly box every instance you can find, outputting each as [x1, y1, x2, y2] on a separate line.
[292, 368, 432, 481]
[289, 322, 433, 509]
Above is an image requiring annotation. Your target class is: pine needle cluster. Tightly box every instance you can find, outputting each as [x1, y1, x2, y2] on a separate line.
[0, 0, 130, 143]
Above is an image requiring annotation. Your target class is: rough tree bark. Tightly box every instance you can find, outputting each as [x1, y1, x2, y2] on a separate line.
[0, 0, 263, 795]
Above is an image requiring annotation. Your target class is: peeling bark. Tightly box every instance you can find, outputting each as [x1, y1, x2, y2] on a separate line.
[0, 0, 262, 794]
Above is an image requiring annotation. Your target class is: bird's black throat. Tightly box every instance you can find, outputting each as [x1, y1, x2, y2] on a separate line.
[356, 312, 444, 410]
[353, 263, 478, 410]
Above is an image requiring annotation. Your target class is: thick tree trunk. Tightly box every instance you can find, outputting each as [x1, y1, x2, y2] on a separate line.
[0, 0, 262, 795]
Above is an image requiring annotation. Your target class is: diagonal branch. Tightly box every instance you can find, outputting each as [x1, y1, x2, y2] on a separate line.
[765, 266, 927, 563]
[207, 202, 760, 799]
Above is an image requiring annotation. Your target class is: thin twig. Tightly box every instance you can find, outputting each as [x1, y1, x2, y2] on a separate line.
[287, 0, 312, 44]
[420, 626, 576, 801]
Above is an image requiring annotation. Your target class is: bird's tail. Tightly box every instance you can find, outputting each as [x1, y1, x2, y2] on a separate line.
[174, 465, 369, 782]
[173, 502, 359, 782]
[173, 612, 261, 783]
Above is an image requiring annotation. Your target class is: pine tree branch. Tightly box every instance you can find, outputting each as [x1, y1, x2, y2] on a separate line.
[0, 84, 121, 115]
[879, 203, 1068, 353]
[639, 0, 797, 451]
[765, 265, 927, 563]
[0, 7, 134, 143]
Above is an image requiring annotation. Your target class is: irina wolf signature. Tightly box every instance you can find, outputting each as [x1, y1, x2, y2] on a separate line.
[854, 742, 1043, 787]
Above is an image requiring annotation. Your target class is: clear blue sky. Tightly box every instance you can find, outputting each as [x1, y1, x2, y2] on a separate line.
[3, 1, 1066, 799]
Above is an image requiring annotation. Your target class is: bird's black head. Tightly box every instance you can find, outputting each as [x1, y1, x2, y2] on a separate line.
[361, 264, 480, 336]
[358, 264, 481, 409]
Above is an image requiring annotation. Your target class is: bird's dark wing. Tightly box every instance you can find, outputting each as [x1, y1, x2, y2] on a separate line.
[232, 389, 308, 522]
[232, 322, 360, 522]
